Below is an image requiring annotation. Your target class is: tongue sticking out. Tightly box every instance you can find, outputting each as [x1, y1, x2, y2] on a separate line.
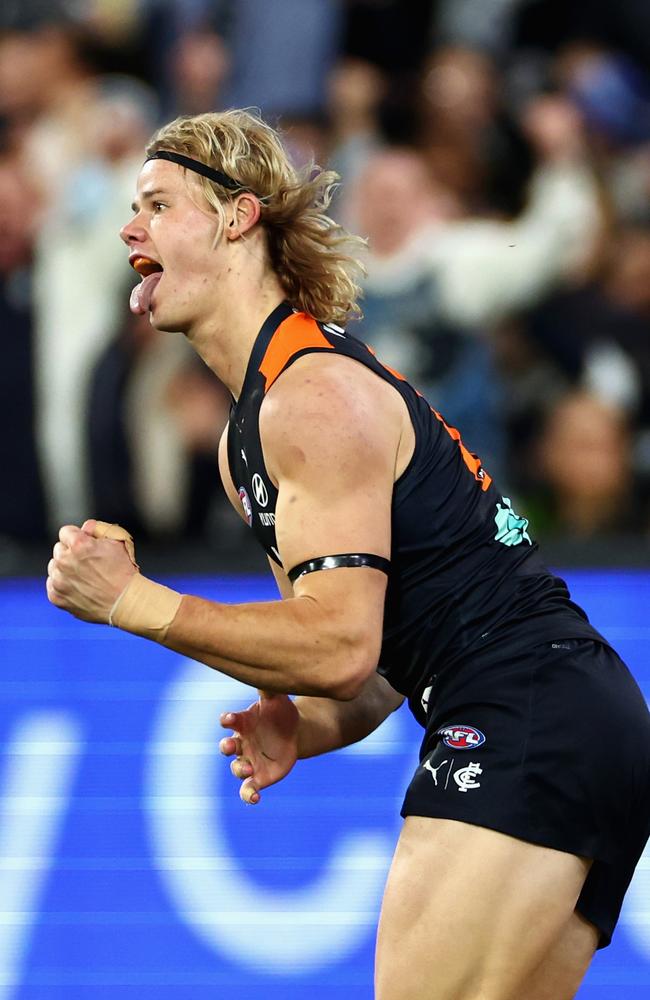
[130, 272, 163, 315]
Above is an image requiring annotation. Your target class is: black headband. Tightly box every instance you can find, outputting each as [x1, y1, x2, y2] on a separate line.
[146, 149, 256, 195]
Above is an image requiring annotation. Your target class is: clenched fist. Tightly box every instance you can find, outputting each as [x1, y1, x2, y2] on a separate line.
[46, 518, 138, 623]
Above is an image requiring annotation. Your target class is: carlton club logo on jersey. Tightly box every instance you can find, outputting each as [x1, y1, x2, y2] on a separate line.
[238, 487, 253, 526]
[251, 473, 269, 508]
[437, 725, 486, 751]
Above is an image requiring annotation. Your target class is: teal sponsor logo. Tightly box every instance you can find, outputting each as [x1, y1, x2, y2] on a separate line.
[494, 496, 532, 546]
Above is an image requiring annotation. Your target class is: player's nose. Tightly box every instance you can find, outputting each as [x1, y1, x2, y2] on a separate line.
[119, 217, 147, 245]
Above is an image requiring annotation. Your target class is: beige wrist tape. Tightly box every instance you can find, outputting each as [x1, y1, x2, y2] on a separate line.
[91, 520, 182, 640]
[109, 573, 183, 641]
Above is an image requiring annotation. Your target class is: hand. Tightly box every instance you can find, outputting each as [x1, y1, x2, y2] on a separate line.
[219, 692, 300, 804]
[46, 519, 138, 623]
[521, 95, 587, 164]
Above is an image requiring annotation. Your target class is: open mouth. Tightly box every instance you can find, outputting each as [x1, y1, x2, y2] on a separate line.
[131, 255, 163, 277]
[129, 256, 164, 315]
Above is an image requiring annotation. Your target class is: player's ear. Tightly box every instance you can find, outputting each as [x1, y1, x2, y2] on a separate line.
[226, 193, 260, 240]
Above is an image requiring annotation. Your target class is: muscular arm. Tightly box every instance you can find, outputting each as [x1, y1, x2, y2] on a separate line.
[47, 356, 410, 703]
[159, 356, 403, 699]
[265, 558, 404, 757]
[218, 555, 404, 805]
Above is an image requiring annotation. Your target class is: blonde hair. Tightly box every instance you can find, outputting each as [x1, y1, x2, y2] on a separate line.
[146, 109, 366, 324]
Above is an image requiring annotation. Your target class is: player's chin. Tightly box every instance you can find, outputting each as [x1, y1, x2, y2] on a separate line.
[149, 303, 184, 334]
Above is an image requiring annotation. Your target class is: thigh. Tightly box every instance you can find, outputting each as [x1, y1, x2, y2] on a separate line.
[522, 910, 600, 1000]
[375, 817, 591, 1000]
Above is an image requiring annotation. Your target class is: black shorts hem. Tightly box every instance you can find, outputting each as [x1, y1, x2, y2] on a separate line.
[573, 899, 612, 950]
[399, 802, 608, 864]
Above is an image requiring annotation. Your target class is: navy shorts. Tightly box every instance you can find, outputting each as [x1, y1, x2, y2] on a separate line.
[401, 638, 650, 947]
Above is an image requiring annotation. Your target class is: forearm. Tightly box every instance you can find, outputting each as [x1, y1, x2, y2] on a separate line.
[161, 590, 364, 698]
[295, 673, 404, 758]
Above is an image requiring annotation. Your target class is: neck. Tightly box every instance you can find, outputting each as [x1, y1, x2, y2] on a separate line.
[185, 246, 286, 399]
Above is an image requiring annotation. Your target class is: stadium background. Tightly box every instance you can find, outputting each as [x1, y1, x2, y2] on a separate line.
[1, 1, 650, 996]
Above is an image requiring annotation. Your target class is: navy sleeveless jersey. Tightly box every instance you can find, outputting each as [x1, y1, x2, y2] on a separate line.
[228, 301, 604, 720]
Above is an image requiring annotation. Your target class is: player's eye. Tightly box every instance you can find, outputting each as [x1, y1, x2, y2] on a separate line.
[152, 202, 167, 213]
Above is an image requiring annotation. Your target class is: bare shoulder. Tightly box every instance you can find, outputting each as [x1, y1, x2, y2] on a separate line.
[259, 352, 406, 482]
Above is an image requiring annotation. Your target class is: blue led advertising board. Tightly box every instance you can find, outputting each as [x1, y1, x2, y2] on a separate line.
[1, 571, 649, 999]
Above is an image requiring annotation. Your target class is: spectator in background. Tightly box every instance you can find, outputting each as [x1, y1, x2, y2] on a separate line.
[345, 146, 459, 373]
[553, 43, 650, 225]
[344, 88, 602, 483]
[534, 391, 636, 539]
[13, 22, 98, 203]
[137, 0, 231, 118]
[340, 1, 433, 150]
[515, 222, 650, 530]
[0, 20, 95, 163]
[326, 58, 386, 199]
[221, 0, 343, 118]
[88, 307, 229, 541]
[348, 144, 505, 478]
[2, 0, 650, 555]
[0, 157, 47, 550]
[524, 225, 650, 419]
[419, 45, 530, 213]
[31, 71, 160, 533]
[168, 29, 230, 117]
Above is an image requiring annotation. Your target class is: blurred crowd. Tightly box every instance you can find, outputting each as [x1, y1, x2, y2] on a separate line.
[2, 0, 650, 566]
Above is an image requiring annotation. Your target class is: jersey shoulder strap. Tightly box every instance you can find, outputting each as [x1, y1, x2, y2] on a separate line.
[258, 312, 338, 393]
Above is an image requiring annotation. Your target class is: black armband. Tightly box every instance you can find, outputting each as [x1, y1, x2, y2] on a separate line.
[287, 553, 391, 584]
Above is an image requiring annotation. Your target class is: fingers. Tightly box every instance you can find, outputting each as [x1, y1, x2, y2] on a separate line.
[47, 557, 68, 593]
[219, 734, 242, 757]
[219, 728, 261, 804]
[240, 777, 260, 805]
[230, 756, 253, 779]
[220, 709, 254, 736]
[222, 745, 261, 804]
[58, 524, 83, 547]
[53, 541, 68, 561]
[45, 575, 65, 606]
[220, 706, 262, 805]
[48, 537, 77, 594]
[81, 518, 97, 535]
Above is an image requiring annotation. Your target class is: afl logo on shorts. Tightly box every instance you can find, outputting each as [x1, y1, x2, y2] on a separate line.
[437, 725, 486, 750]
[238, 487, 253, 526]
